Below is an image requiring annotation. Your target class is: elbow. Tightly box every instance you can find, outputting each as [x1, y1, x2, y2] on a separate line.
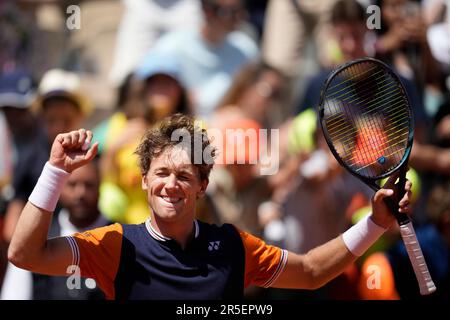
[302, 253, 328, 290]
[8, 244, 32, 270]
[308, 278, 327, 290]
[304, 272, 325, 290]
[7, 245, 22, 267]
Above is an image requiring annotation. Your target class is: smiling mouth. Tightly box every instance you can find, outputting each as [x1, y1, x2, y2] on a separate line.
[160, 196, 183, 204]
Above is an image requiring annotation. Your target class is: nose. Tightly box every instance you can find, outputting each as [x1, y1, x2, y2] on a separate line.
[343, 37, 356, 54]
[74, 183, 88, 198]
[164, 173, 179, 191]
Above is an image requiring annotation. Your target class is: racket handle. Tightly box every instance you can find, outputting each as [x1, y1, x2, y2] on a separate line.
[399, 221, 436, 295]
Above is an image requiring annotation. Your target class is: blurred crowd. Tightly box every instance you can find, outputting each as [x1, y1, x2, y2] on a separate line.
[0, 0, 449, 300]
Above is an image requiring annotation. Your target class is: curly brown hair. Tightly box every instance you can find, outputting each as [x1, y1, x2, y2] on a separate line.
[135, 113, 216, 181]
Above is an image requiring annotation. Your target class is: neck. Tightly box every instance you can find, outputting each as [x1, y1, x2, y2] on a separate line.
[69, 211, 100, 229]
[201, 24, 226, 46]
[150, 216, 195, 249]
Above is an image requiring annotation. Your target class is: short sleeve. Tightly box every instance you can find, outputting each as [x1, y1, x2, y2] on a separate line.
[239, 230, 288, 288]
[65, 223, 123, 299]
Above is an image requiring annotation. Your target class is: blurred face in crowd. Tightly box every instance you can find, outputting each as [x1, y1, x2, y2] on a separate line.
[144, 75, 182, 121]
[204, 0, 246, 33]
[333, 22, 367, 61]
[227, 163, 255, 190]
[41, 96, 83, 142]
[60, 162, 100, 227]
[238, 70, 284, 123]
[1, 106, 34, 137]
[381, 0, 408, 27]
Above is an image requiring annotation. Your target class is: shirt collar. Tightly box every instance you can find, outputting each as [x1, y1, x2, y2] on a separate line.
[145, 218, 199, 242]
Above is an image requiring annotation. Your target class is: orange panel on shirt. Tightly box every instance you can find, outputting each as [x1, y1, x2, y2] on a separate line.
[72, 223, 123, 299]
[239, 230, 284, 288]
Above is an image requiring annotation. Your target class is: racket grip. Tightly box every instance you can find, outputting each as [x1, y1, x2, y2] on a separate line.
[399, 221, 436, 295]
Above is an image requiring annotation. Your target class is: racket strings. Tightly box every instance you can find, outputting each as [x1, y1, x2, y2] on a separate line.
[330, 107, 409, 145]
[326, 86, 404, 129]
[326, 69, 392, 108]
[322, 61, 411, 178]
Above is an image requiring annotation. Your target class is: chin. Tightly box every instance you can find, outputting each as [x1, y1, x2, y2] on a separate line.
[153, 209, 182, 222]
[153, 202, 179, 216]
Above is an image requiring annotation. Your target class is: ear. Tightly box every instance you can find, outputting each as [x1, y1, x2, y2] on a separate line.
[196, 179, 209, 199]
[142, 174, 148, 190]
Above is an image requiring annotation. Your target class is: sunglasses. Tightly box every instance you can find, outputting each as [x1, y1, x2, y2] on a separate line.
[207, 3, 244, 19]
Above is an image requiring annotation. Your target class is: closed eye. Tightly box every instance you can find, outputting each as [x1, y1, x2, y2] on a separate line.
[154, 171, 169, 177]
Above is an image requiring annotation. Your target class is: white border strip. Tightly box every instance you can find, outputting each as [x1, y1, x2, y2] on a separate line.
[262, 249, 288, 288]
[65, 236, 80, 267]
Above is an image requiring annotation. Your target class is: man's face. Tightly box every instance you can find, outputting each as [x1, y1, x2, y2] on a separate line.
[382, 0, 408, 27]
[205, 0, 245, 33]
[60, 162, 100, 222]
[41, 98, 82, 142]
[334, 23, 367, 61]
[144, 75, 182, 120]
[142, 146, 208, 223]
[1, 106, 33, 136]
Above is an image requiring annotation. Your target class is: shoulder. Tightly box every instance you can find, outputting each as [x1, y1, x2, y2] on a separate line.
[153, 28, 198, 50]
[227, 31, 259, 57]
[309, 69, 332, 85]
[75, 223, 123, 243]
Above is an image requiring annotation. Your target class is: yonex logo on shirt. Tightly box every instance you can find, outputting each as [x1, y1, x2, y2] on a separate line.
[208, 241, 220, 251]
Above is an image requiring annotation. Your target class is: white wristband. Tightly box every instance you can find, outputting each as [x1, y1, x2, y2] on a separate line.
[342, 214, 387, 257]
[28, 162, 71, 212]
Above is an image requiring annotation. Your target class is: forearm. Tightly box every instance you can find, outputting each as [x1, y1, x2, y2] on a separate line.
[273, 236, 354, 290]
[420, 42, 441, 85]
[306, 214, 387, 288]
[8, 162, 70, 270]
[410, 143, 450, 174]
[303, 236, 355, 289]
[262, 0, 304, 77]
[274, 215, 386, 289]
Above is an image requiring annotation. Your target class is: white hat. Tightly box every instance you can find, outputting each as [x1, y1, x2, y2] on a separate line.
[34, 69, 92, 115]
[428, 23, 450, 71]
[427, 1, 450, 72]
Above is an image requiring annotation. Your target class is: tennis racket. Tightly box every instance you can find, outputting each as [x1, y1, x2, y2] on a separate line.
[318, 57, 436, 295]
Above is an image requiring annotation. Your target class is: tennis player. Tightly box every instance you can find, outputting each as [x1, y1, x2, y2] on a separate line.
[8, 114, 412, 300]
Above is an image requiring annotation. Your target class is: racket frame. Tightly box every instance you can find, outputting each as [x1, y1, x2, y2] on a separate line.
[318, 57, 436, 295]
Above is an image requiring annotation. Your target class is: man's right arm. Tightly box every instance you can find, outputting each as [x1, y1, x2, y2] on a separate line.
[8, 129, 98, 276]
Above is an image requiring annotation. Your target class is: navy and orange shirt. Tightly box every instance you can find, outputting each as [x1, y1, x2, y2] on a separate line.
[65, 219, 288, 300]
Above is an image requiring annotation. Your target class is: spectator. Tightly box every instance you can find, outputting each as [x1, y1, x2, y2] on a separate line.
[143, 0, 259, 120]
[217, 60, 286, 128]
[2, 69, 90, 243]
[33, 69, 91, 142]
[109, 0, 202, 87]
[0, 70, 47, 244]
[374, 0, 441, 91]
[206, 114, 272, 237]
